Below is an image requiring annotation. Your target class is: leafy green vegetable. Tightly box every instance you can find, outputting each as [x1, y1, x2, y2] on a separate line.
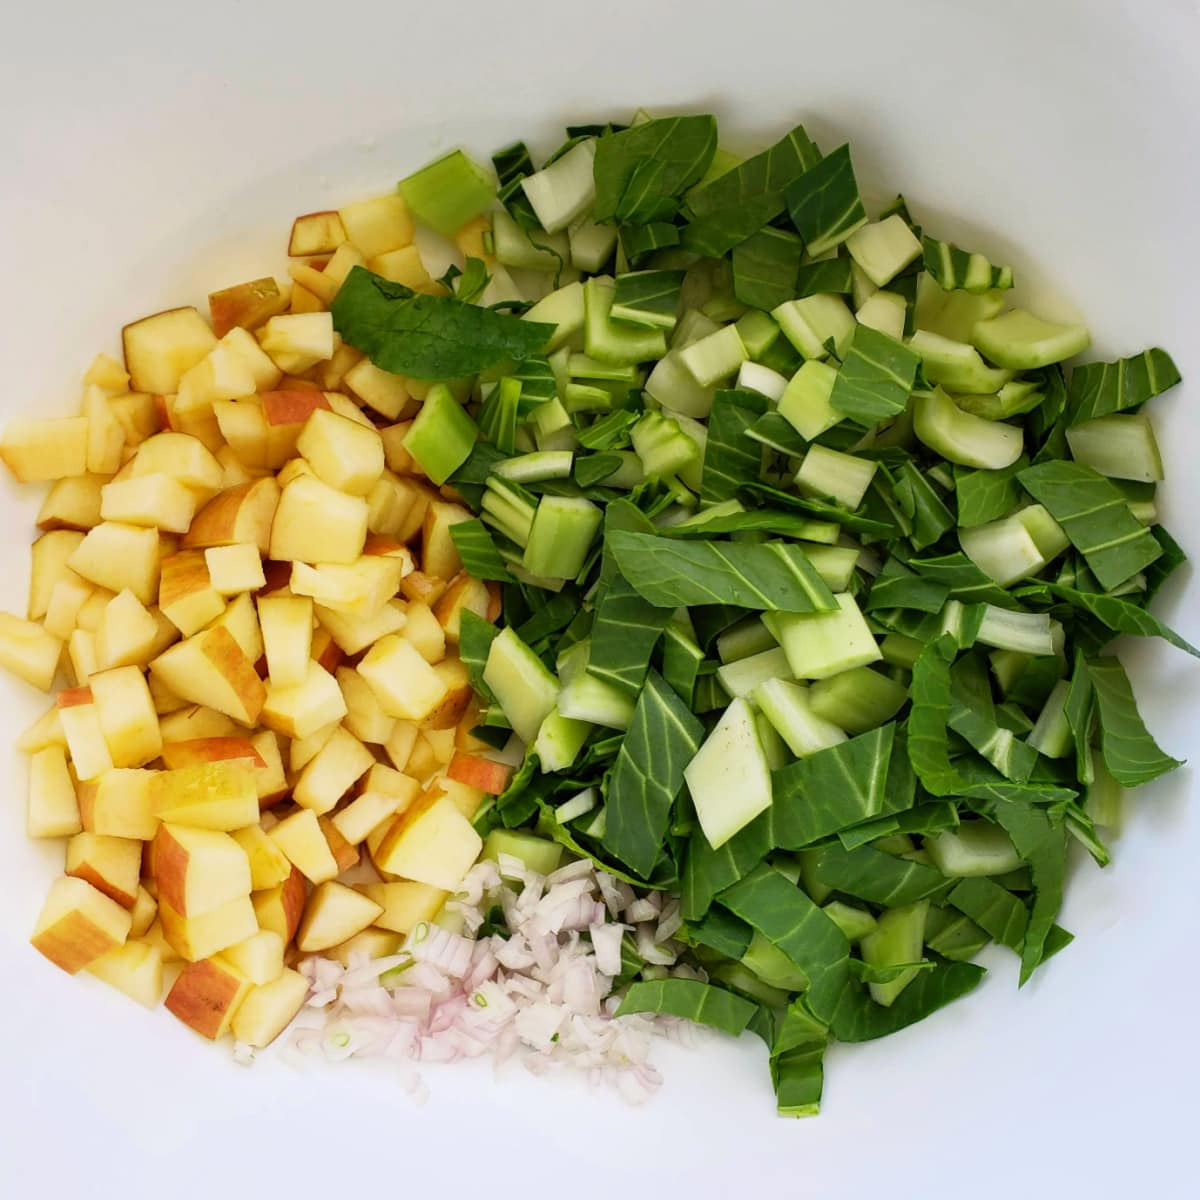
[826, 961, 986, 1043]
[608, 530, 837, 611]
[586, 574, 672, 698]
[794, 257, 854, 298]
[801, 842, 951, 907]
[828, 325, 921, 426]
[907, 636, 964, 795]
[1066, 347, 1181, 425]
[731, 228, 806, 311]
[785, 144, 867, 257]
[921, 237, 1013, 292]
[616, 978, 757, 1035]
[955, 457, 1028, 527]
[701, 389, 768, 504]
[449, 519, 514, 583]
[603, 671, 704, 878]
[892, 461, 956, 550]
[331, 267, 554, 378]
[1085, 657, 1183, 787]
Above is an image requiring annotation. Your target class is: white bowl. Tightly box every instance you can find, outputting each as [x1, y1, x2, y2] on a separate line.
[2, 2, 1197, 1196]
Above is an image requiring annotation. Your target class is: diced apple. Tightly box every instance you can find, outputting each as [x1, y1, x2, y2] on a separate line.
[289, 721, 339, 774]
[151, 823, 251, 920]
[231, 823, 293, 890]
[327, 927, 401, 966]
[0, 612, 63, 692]
[183, 476, 280, 554]
[446, 751, 512, 795]
[38, 473, 107, 532]
[421, 499, 472, 579]
[289, 283, 323, 315]
[83, 385, 126, 475]
[337, 666, 396, 744]
[260, 312, 335, 374]
[160, 736, 264, 770]
[252, 866, 307, 945]
[319, 343, 364, 393]
[86, 940, 164, 1008]
[289, 211, 347, 257]
[109, 392, 162, 446]
[221, 929, 284, 986]
[317, 815, 360, 873]
[339, 194, 413, 259]
[28, 530, 85, 621]
[314, 599, 406, 657]
[158, 549, 226, 636]
[18, 703, 66, 753]
[159, 893, 257, 962]
[65, 832, 142, 909]
[31, 875, 132, 974]
[260, 660, 346, 740]
[138, 918, 181, 964]
[230, 967, 309, 1048]
[123, 307, 218, 393]
[295, 881, 382, 953]
[358, 634, 448, 721]
[203, 544, 265, 595]
[250, 729, 289, 808]
[43, 575, 98, 641]
[379, 422, 415, 474]
[268, 808, 339, 884]
[129, 885, 157, 938]
[293, 726, 375, 815]
[206, 592, 264, 664]
[157, 706, 239, 742]
[291, 557, 407, 622]
[84, 352, 131, 393]
[367, 245, 432, 290]
[74, 586, 120, 633]
[165, 956, 253, 1039]
[214, 445, 258, 489]
[371, 788, 482, 890]
[27, 745, 82, 838]
[214, 397, 268, 470]
[257, 594, 312, 690]
[0, 417, 89, 482]
[402, 602, 446, 664]
[89, 665, 162, 767]
[287, 261, 339, 306]
[93, 589, 162, 670]
[419, 658, 473, 730]
[343, 359, 414, 421]
[57, 688, 114, 780]
[150, 759, 259, 830]
[100, 474, 198, 533]
[331, 766, 419, 845]
[209, 276, 289, 338]
[432, 572, 491, 644]
[68, 521, 161, 604]
[359, 880, 447, 935]
[67, 628, 99, 686]
[422, 727, 459, 767]
[149, 624, 267, 726]
[295, 407, 385, 497]
[384, 721, 420, 773]
[79, 768, 156, 840]
[129, 432, 223, 501]
[269, 473, 369, 565]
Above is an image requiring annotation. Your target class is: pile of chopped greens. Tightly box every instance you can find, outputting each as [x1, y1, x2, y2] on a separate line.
[332, 111, 1191, 1115]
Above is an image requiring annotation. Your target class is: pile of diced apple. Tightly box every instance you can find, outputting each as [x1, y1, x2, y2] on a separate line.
[0, 191, 513, 1049]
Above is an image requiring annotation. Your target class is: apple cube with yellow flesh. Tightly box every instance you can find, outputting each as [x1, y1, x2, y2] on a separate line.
[260, 661, 346, 740]
[252, 867, 307, 945]
[183, 476, 280, 554]
[0, 612, 63, 692]
[109, 392, 161, 446]
[268, 809, 339, 884]
[221, 929, 284, 986]
[337, 666, 396, 744]
[0, 417, 89, 482]
[122, 307, 217, 393]
[379, 423, 415, 473]
[291, 556, 407, 621]
[68, 521, 161, 604]
[157, 707, 238, 742]
[269, 473, 368, 565]
[368, 246, 432, 290]
[138, 919, 181, 964]
[80, 768, 156, 840]
[204, 544, 264, 595]
[289, 721, 338, 773]
[38, 473, 107, 532]
[293, 726, 375, 815]
[260, 312, 335, 374]
[358, 634, 448, 721]
[129, 432, 223, 500]
[89, 664, 162, 767]
[27, 744, 82, 838]
[402, 602, 445, 663]
[384, 721, 419, 773]
[57, 687, 114, 780]
[18, 703, 66, 753]
[84, 352, 131, 393]
[232, 823, 292, 890]
[158, 893, 257, 962]
[28, 530, 85, 621]
[331, 764, 420, 846]
[251, 730, 289, 807]
[371, 788, 482, 890]
[317, 816, 360, 875]
[339, 194, 413, 258]
[129, 885, 157, 938]
[328, 927, 401, 966]
[287, 262, 338, 306]
[31, 876, 133, 974]
[100, 474, 198, 533]
[165, 956, 253, 1039]
[94, 589, 162, 670]
[359, 881, 448, 934]
[86, 940, 164, 1009]
[296, 409, 385, 496]
[65, 832, 142, 909]
[296, 882, 383, 953]
[151, 760, 259, 831]
[149, 625, 266, 726]
[433, 573, 491, 643]
[207, 591, 263, 663]
[343, 359, 414, 421]
[419, 659, 474, 730]
[314, 598, 406, 656]
[67, 628, 99, 686]
[158, 549, 226, 637]
[152, 823, 251, 917]
[214, 398, 269, 470]
[209, 276, 288, 338]
[421, 499, 472, 579]
[230, 967, 309, 1048]
[82, 387, 126, 475]
[160, 735, 264, 771]
[289, 211, 346, 257]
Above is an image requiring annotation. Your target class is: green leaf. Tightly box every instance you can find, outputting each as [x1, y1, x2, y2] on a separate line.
[661, 613, 704, 708]
[592, 116, 718, 224]
[449, 519, 514, 583]
[828, 326, 921, 426]
[608, 530, 837, 611]
[1085, 657, 1183, 787]
[532, 801, 666, 889]
[921, 237, 1013, 292]
[603, 671, 704, 878]
[587, 573, 672, 698]
[686, 907, 753, 959]
[1018, 460, 1163, 591]
[865, 560, 951, 616]
[849, 957, 936, 985]
[947, 877, 1028, 952]
[616, 978, 757, 1036]
[838, 801, 959, 851]
[801, 842, 950, 907]
[954, 456, 1028, 527]
[745, 412, 810, 458]
[794, 257, 854, 298]
[701, 388, 767, 505]
[892, 461, 955, 550]
[515, 591, 579, 648]
[826, 961, 986, 1043]
[1027, 583, 1200, 659]
[665, 506, 838, 542]
[731, 228, 805, 311]
[948, 699, 1038, 782]
[611, 270, 685, 329]
[457, 610, 500, 695]
[907, 635, 964, 796]
[899, 551, 1016, 607]
[575, 454, 622, 488]
[576, 409, 640, 451]
[785, 144, 867, 257]
[1143, 525, 1187, 602]
[742, 482, 894, 537]
[331, 267, 554, 379]
[681, 818, 772, 921]
[683, 124, 821, 256]
[1066, 347, 1181, 425]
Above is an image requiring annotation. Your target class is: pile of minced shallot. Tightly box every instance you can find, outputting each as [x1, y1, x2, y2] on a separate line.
[238, 855, 706, 1103]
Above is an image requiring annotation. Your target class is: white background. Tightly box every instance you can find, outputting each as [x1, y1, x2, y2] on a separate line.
[1, 2, 1197, 1196]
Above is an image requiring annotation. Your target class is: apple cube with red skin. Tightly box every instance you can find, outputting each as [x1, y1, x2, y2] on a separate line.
[152, 823, 252, 917]
[447, 752, 512, 796]
[252, 867, 307, 946]
[230, 968, 310, 1048]
[65, 832, 143, 909]
[31, 876, 133, 974]
[165, 956, 253, 1039]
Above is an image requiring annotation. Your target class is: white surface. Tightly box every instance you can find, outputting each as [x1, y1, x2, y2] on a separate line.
[1, 2, 1198, 1196]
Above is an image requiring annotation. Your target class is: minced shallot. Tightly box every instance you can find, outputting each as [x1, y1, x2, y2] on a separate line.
[243, 854, 705, 1103]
